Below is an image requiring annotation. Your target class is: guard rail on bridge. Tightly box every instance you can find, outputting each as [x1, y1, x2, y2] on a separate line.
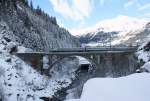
[16, 46, 138, 55]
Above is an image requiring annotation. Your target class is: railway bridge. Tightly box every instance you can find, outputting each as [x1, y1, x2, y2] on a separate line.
[16, 46, 139, 75]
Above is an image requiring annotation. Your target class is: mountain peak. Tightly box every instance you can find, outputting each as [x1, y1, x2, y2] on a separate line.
[94, 15, 147, 32]
[71, 15, 148, 36]
[77, 15, 150, 47]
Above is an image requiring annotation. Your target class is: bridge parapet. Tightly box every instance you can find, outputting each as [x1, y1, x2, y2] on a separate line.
[16, 46, 138, 55]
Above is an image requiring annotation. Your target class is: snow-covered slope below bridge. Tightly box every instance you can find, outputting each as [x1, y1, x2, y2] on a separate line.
[0, 11, 80, 101]
[0, 33, 79, 101]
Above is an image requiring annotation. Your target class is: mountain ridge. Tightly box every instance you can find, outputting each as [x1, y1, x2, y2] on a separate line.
[75, 15, 147, 36]
[77, 15, 150, 46]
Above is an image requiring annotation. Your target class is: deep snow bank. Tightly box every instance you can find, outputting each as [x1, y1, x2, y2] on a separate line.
[66, 73, 150, 101]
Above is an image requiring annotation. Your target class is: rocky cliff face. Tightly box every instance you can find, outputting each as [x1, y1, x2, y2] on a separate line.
[0, 0, 80, 51]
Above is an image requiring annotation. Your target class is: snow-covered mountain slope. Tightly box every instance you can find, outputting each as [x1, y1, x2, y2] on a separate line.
[0, 48, 78, 101]
[0, 1, 82, 100]
[83, 15, 147, 34]
[0, 20, 82, 101]
[136, 37, 150, 72]
[0, 0, 80, 51]
[0, 23, 94, 101]
[78, 15, 149, 46]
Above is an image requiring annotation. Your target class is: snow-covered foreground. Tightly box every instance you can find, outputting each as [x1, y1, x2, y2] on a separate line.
[67, 73, 150, 101]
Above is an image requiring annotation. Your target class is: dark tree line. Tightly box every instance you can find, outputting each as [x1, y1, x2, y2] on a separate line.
[0, 0, 57, 25]
[0, 0, 28, 9]
[34, 4, 57, 25]
[0, 0, 28, 5]
[27, 0, 57, 25]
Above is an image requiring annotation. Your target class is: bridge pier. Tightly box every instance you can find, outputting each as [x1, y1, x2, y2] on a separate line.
[97, 55, 100, 65]
[104, 54, 113, 76]
[88, 54, 101, 66]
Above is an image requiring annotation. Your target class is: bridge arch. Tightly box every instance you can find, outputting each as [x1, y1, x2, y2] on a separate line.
[37, 55, 97, 76]
[48, 55, 98, 69]
[45, 54, 107, 77]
